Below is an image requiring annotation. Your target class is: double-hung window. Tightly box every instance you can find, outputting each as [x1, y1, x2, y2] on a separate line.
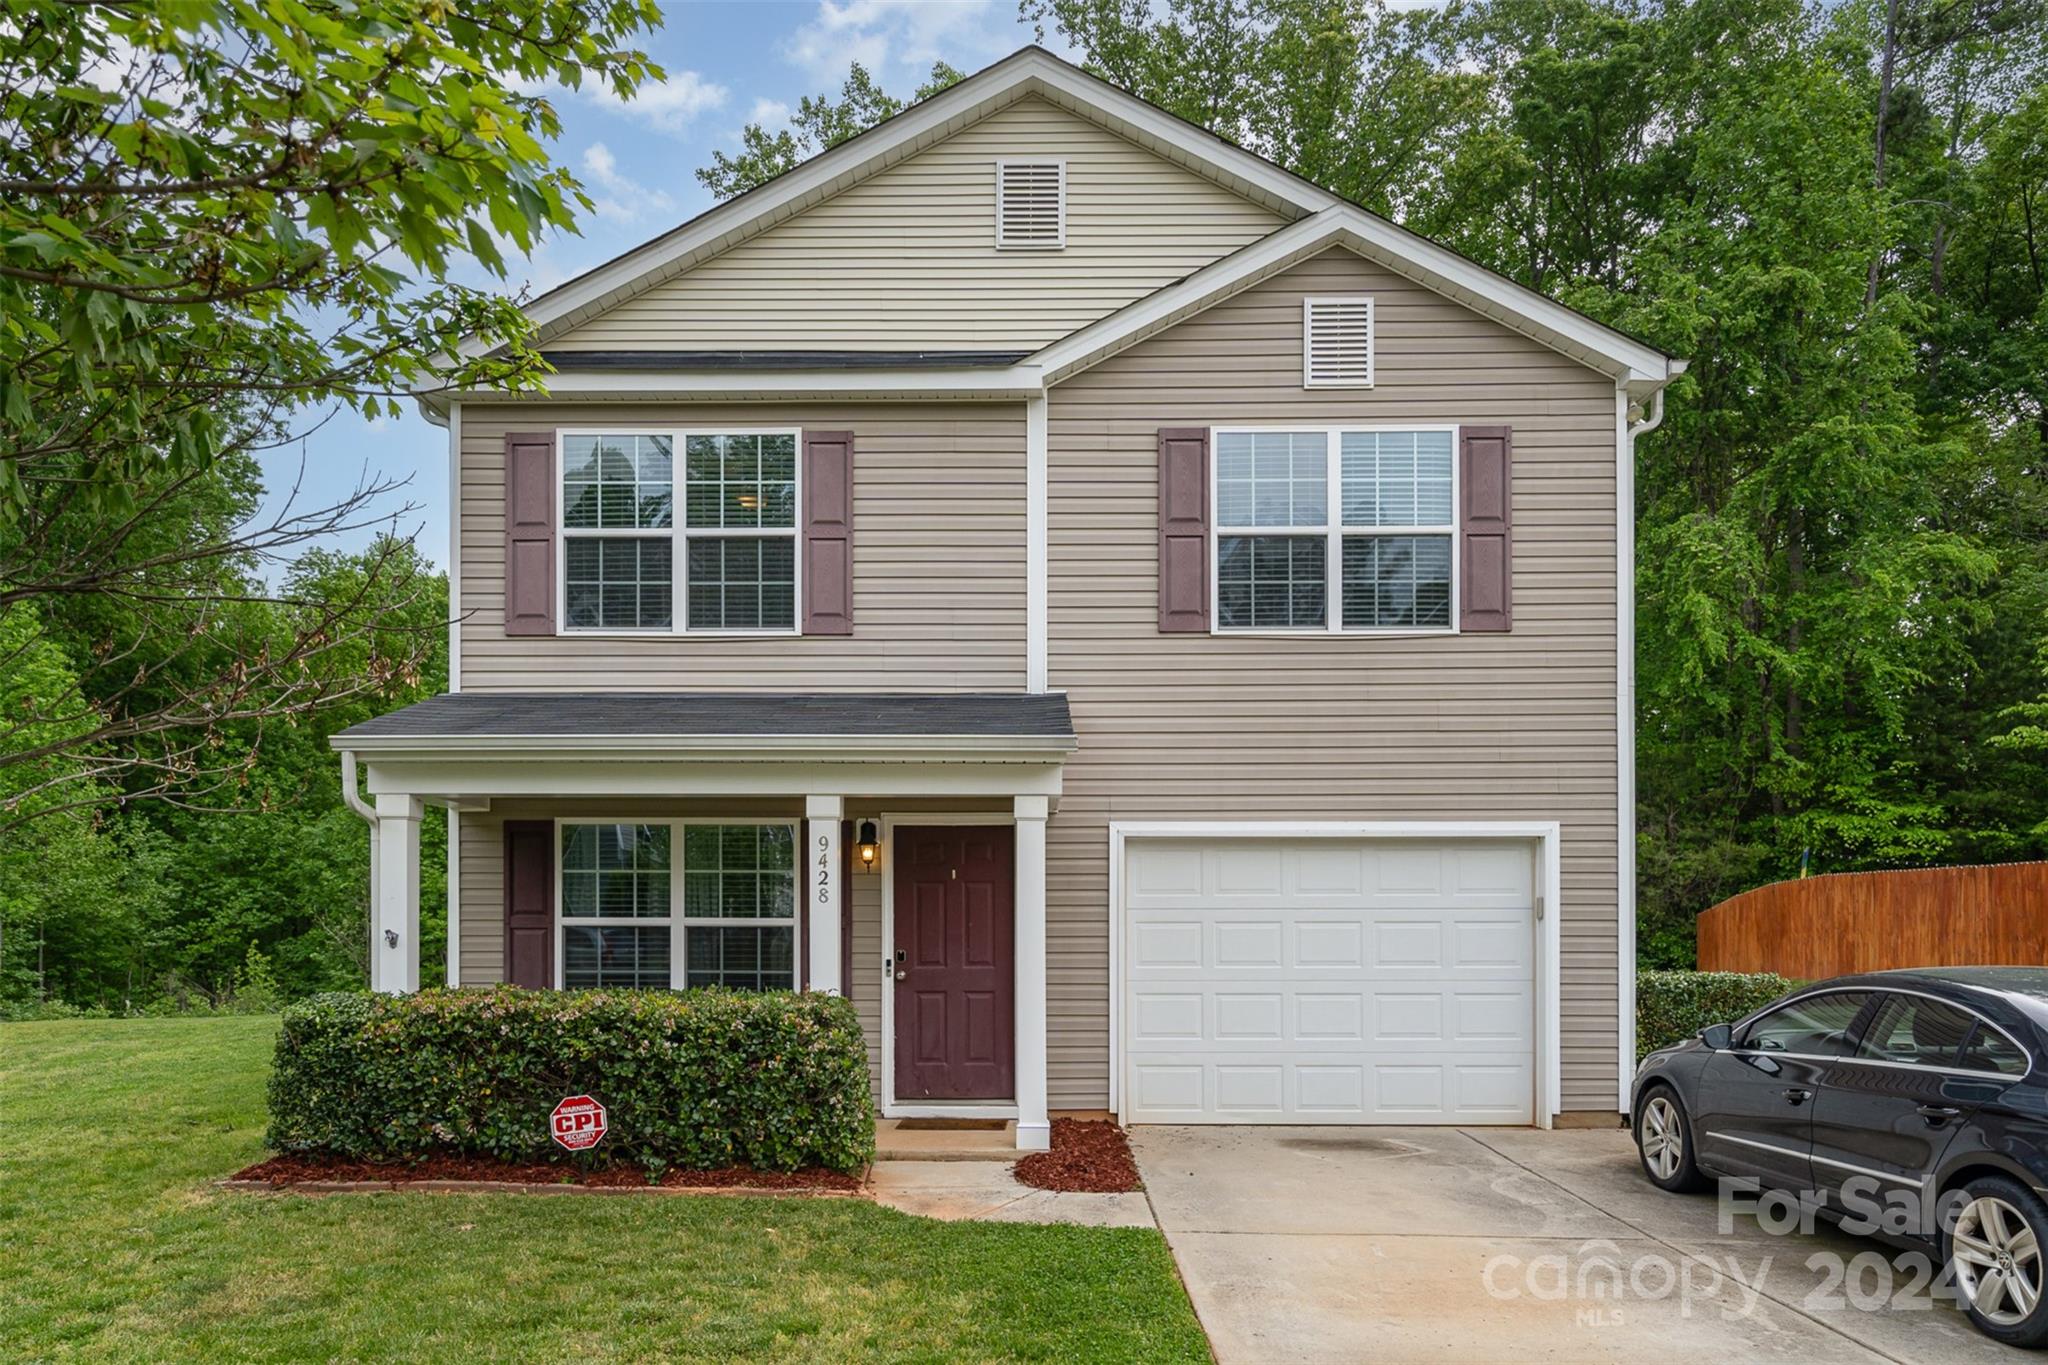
[560, 430, 800, 634]
[1213, 426, 1457, 633]
[557, 820, 799, 991]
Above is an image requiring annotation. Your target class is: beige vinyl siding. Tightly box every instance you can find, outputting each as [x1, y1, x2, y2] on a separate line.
[1043, 247, 1624, 1113]
[545, 96, 1286, 353]
[457, 402, 1026, 692]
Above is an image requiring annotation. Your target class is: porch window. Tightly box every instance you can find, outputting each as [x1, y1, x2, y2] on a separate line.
[682, 823, 797, 989]
[558, 430, 799, 634]
[1213, 426, 1456, 633]
[559, 822, 672, 988]
[555, 820, 799, 991]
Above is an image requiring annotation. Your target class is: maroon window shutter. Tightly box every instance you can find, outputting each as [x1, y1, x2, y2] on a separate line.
[803, 431, 854, 635]
[1158, 427, 1210, 632]
[503, 820, 554, 988]
[503, 431, 556, 636]
[1459, 425, 1513, 632]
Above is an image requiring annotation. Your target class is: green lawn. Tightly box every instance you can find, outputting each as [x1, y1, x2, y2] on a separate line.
[0, 1017, 1207, 1362]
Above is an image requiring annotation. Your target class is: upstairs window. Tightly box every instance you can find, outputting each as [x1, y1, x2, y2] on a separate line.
[1303, 295, 1374, 388]
[1213, 427, 1457, 634]
[996, 160, 1065, 249]
[559, 430, 799, 634]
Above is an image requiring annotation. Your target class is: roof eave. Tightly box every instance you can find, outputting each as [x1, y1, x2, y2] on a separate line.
[418, 363, 1047, 407]
[332, 732, 1079, 761]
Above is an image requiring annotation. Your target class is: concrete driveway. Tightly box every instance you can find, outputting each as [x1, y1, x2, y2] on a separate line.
[1132, 1126, 2018, 1364]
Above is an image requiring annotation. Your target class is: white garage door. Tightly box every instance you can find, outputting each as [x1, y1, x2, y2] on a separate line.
[1122, 838, 1536, 1124]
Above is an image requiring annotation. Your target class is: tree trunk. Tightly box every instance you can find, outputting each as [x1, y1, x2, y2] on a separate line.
[1865, 0, 1903, 308]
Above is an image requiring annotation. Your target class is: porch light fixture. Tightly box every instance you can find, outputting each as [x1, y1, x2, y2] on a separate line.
[856, 821, 880, 871]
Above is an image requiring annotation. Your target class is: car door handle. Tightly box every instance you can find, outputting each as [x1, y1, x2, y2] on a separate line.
[1782, 1087, 1813, 1105]
[1917, 1104, 1961, 1124]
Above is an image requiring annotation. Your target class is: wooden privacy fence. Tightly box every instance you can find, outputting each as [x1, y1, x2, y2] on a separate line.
[1697, 861, 2048, 978]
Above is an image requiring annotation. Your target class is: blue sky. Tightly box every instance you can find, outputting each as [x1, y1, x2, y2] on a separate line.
[267, 1, 1069, 577]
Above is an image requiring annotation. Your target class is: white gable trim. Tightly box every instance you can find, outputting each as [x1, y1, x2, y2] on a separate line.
[1033, 207, 1681, 389]
[478, 47, 1330, 358]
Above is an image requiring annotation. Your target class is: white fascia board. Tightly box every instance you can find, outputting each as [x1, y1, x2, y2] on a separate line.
[1022, 61, 1336, 219]
[330, 733, 1077, 759]
[362, 758, 1067, 801]
[1035, 207, 1681, 388]
[426, 365, 1045, 406]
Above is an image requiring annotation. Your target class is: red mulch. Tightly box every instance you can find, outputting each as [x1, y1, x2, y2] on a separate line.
[230, 1153, 862, 1193]
[1012, 1118, 1142, 1193]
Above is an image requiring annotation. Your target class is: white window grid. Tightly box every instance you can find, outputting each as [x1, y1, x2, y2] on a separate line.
[1209, 424, 1461, 636]
[555, 428, 803, 637]
[553, 818, 803, 992]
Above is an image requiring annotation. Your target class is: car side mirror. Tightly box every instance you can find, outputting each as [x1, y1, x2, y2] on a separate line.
[1700, 1023, 1734, 1051]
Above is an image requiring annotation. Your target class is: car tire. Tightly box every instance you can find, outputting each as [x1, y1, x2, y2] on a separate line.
[1946, 1174, 2048, 1347]
[1634, 1084, 1709, 1193]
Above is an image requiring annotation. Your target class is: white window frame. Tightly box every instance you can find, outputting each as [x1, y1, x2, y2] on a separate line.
[994, 158, 1067, 251]
[1302, 294, 1376, 389]
[552, 816, 804, 992]
[1208, 424, 1461, 638]
[554, 427, 804, 638]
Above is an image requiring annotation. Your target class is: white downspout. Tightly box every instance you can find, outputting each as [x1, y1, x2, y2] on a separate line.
[1616, 384, 1667, 1110]
[340, 750, 380, 985]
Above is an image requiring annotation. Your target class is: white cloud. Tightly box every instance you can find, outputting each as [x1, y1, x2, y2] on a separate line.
[749, 97, 793, 127]
[576, 142, 675, 225]
[784, 0, 1035, 90]
[589, 68, 729, 133]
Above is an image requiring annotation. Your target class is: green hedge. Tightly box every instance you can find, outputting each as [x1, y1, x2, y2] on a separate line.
[1636, 969, 1797, 1060]
[267, 986, 874, 1173]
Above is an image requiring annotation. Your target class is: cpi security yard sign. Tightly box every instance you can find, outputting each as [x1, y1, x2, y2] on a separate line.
[550, 1095, 607, 1152]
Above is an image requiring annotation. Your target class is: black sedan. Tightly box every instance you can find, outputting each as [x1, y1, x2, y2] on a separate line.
[1632, 967, 2048, 1346]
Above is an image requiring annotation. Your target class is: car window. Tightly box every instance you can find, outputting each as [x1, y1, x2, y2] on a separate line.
[1854, 995, 1976, 1068]
[1743, 992, 1871, 1055]
[1958, 1024, 2031, 1076]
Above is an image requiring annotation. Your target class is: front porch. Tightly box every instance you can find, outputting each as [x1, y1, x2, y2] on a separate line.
[332, 692, 1074, 1151]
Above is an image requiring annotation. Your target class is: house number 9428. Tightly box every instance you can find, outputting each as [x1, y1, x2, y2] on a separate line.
[816, 834, 833, 904]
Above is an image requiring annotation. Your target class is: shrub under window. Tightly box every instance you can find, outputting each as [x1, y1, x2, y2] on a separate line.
[267, 987, 874, 1173]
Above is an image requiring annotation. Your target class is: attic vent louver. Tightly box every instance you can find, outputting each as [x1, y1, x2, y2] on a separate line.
[996, 160, 1065, 250]
[1303, 295, 1375, 388]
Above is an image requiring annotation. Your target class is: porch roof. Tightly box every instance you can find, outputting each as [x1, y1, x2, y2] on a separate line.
[332, 691, 1077, 756]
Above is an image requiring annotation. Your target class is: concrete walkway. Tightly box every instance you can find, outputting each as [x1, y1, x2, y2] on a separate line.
[1133, 1126, 2015, 1364]
[868, 1159, 1155, 1228]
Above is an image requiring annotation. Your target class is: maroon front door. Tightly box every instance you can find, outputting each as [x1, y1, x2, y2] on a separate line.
[893, 826, 1014, 1100]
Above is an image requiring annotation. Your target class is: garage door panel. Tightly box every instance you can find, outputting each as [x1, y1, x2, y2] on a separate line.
[1125, 1051, 1534, 1123]
[1124, 838, 1535, 1125]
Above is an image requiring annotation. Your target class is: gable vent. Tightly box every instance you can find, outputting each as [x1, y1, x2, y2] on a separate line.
[996, 160, 1065, 250]
[1303, 295, 1375, 388]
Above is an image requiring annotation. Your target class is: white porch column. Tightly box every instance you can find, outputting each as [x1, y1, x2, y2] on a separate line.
[371, 794, 423, 994]
[1014, 794, 1051, 1151]
[806, 796, 844, 995]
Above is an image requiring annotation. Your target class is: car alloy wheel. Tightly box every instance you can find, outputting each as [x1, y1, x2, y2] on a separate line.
[1953, 1195, 2045, 1326]
[1640, 1094, 1685, 1182]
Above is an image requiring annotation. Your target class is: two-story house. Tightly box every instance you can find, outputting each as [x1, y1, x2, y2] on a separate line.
[334, 47, 1684, 1149]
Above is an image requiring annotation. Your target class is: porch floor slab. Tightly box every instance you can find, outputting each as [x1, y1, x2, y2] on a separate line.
[869, 1160, 1156, 1228]
[874, 1118, 1019, 1161]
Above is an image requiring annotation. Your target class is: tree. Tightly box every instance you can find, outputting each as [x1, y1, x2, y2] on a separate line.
[0, 0, 662, 823]
[696, 62, 966, 200]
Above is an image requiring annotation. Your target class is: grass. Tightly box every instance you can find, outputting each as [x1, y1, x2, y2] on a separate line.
[0, 1017, 1208, 1363]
